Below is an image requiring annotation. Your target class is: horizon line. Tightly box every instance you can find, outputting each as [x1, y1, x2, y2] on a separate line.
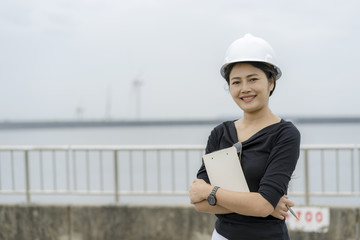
[1, 116, 360, 130]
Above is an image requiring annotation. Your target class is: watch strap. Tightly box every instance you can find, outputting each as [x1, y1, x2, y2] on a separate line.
[211, 186, 220, 196]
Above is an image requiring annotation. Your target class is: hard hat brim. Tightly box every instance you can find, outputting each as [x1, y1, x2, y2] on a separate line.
[220, 60, 282, 80]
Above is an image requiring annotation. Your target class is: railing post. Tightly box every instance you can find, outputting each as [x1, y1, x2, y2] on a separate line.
[114, 150, 119, 203]
[304, 149, 310, 205]
[24, 150, 31, 203]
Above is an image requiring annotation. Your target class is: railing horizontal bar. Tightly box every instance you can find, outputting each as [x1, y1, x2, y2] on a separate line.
[300, 144, 358, 150]
[0, 191, 28, 195]
[0, 190, 189, 196]
[71, 145, 205, 151]
[0, 145, 71, 151]
[1, 144, 358, 151]
[3, 190, 357, 196]
[289, 192, 360, 196]
[0, 145, 205, 151]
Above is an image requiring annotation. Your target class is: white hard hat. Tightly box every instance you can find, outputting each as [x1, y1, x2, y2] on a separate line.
[220, 33, 282, 80]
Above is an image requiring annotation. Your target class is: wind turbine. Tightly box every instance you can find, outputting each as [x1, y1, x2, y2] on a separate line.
[132, 75, 143, 120]
[105, 85, 112, 121]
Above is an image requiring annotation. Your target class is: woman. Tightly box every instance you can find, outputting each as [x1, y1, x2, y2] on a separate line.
[189, 34, 300, 240]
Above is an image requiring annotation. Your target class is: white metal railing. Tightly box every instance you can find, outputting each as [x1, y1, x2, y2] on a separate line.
[0, 144, 359, 205]
[291, 144, 360, 205]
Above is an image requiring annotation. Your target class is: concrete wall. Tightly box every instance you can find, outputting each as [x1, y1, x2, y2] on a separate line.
[0, 204, 359, 240]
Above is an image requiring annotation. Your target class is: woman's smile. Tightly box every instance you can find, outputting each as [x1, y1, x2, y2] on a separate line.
[240, 95, 256, 103]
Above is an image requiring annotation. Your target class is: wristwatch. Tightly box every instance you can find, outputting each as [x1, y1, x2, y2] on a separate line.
[207, 186, 220, 206]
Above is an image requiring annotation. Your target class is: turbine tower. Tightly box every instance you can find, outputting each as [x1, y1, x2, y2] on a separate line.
[132, 76, 143, 120]
[105, 85, 112, 120]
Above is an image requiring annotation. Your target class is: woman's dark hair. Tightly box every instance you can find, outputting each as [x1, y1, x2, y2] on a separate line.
[224, 61, 277, 96]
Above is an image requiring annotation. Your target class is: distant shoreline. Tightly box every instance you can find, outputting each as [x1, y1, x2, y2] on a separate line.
[1, 117, 360, 130]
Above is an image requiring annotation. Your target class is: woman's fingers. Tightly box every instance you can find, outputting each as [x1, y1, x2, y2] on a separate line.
[284, 198, 294, 208]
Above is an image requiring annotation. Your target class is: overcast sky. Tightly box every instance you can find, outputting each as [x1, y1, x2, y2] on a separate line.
[1, 0, 360, 121]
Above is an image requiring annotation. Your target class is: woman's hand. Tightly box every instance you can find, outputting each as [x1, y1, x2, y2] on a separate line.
[189, 179, 212, 204]
[271, 195, 294, 220]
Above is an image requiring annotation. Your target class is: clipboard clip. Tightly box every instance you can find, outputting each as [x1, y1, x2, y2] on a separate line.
[233, 142, 242, 155]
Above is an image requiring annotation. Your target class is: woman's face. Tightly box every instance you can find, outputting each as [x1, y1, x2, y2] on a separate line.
[229, 63, 274, 114]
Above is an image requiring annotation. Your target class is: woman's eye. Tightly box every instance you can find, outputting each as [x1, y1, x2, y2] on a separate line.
[249, 78, 258, 82]
[232, 81, 240, 85]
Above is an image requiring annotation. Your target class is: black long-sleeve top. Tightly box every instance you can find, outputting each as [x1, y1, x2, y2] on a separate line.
[197, 119, 301, 240]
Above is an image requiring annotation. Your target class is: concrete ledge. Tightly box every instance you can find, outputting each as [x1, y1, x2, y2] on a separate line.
[70, 204, 216, 240]
[0, 204, 358, 240]
[0, 204, 70, 240]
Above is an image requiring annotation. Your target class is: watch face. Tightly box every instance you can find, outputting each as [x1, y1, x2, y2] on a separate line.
[208, 195, 216, 206]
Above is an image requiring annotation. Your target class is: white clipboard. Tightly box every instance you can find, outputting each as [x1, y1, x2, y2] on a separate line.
[202, 142, 249, 192]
